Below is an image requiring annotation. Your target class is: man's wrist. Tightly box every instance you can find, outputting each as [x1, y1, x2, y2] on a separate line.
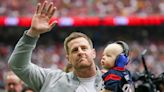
[26, 29, 40, 38]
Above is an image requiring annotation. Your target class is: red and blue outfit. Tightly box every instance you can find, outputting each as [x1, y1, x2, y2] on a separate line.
[102, 67, 133, 92]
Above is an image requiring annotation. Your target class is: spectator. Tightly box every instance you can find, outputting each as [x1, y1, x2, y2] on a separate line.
[4, 71, 23, 92]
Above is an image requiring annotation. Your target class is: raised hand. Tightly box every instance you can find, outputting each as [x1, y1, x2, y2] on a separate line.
[27, 1, 57, 37]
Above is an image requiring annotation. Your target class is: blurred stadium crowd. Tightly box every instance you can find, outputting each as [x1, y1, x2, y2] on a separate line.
[0, 0, 164, 91]
[0, 0, 164, 17]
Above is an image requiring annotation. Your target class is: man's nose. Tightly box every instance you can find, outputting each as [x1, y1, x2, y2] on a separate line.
[77, 48, 85, 56]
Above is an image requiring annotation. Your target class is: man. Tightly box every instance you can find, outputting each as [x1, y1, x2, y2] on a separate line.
[8, 1, 102, 92]
[4, 71, 23, 92]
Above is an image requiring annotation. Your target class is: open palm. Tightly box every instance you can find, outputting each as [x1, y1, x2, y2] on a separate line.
[28, 1, 56, 37]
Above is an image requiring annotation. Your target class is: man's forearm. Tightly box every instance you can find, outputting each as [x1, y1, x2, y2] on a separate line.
[8, 31, 38, 70]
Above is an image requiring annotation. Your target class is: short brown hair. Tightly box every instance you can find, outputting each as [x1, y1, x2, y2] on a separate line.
[64, 32, 93, 54]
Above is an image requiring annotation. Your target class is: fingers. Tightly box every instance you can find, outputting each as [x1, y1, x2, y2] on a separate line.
[49, 20, 57, 31]
[35, 1, 56, 18]
[47, 3, 56, 18]
[47, 2, 53, 15]
[36, 3, 41, 14]
[48, 6, 56, 19]
[35, 1, 47, 14]
[41, 1, 48, 14]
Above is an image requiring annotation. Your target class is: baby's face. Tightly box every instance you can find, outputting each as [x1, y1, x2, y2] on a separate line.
[101, 44, 123, 69]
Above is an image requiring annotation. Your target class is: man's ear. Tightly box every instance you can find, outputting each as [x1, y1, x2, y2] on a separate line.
[66, 55, 71, 64]
[92, 49, 96, 59]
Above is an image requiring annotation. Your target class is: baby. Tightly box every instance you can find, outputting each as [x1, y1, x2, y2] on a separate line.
[101, 41, 133, 92]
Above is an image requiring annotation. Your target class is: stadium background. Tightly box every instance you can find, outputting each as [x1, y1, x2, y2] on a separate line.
[0, 0, 164, 91]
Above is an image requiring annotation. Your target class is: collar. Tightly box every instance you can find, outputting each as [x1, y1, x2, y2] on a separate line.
[70, 66, 102, 83]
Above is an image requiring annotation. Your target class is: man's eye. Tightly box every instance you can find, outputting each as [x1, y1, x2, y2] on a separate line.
[81, 46, 88, 50]
[82, 47, 87, 50]
[72, 48, 78, 53]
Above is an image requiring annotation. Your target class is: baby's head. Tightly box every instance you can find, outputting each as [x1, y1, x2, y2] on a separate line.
[101, 41, 129, 69]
